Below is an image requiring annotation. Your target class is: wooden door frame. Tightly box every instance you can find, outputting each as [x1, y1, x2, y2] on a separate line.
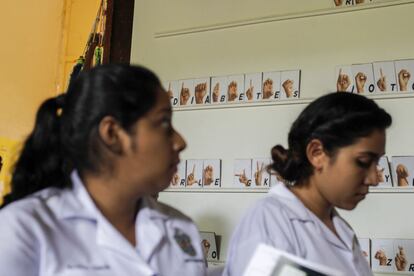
[103, 0, 135, 64]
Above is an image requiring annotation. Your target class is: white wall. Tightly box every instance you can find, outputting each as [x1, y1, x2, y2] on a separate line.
[131, 1, 414, 274]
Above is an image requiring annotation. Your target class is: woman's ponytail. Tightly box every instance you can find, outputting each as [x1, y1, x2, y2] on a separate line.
[2, 94, 69, 207]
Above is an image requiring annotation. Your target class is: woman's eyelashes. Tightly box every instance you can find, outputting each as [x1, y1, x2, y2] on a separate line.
[356, 158, 373, 169]
[356, 155, 380, 169]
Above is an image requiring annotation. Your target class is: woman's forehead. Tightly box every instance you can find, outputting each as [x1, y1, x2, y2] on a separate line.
[341, 131, 386, 155]
[149, 89, 171, 114]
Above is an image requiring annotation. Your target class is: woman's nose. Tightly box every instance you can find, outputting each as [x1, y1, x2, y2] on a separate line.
[173, 128, 187, 152]
[365, 164, 380, 186]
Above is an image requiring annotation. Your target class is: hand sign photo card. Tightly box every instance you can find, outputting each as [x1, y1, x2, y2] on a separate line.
[251, 158, 271, 187]
[262, 71, 281, 101]
[335, 65, 354, 93]
[200, 231, 219, 262]
[193, 78, 210, 105]
[376, 156, 393, 188]
[202, 159, 221, 188]
[226, 75, 245, 103]
[394, 59, 414, 92]
[186, 159, 203, 188]
[351, 63, 375, 94]
[169, 160, 187, 188]
[165, 80, 180, 107]
[373, 61, 397, 92]
[371, 239, 395, 273]
[211, 76, 227, 104]
[280, 70, 301, 99]
[244, 73, 263, 102]
[390, 156, 414, 187]
[233, 159, 252, 188]
[178, 79, 194, 106]
[393, 239, 414, 273]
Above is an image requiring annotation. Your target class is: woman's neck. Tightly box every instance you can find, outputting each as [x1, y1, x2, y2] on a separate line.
[289, 180, 334, 226]
[82, 173, 141, 246]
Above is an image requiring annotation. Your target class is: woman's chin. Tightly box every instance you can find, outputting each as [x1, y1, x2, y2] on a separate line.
[337, 201, 359, 211]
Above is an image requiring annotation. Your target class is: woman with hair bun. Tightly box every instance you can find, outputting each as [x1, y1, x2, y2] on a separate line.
[224, 92, 392, 276]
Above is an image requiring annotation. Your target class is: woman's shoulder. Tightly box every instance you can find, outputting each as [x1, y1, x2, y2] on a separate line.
[0, 187, 65, 221]
[245, 185, 305, 221]
[143, 197, 194, 223]
[233, 185, 312, 242]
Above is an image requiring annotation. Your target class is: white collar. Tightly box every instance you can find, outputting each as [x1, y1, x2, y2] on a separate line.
[268, 183, 313, 222]
[56, 170, 100, 220]
[58, 170, 190, 221]
[57, 171, 163, 262]
[268, 183, 355, 251]
[56, 171, 193, 262]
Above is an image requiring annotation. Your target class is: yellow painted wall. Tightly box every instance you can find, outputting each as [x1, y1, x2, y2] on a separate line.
[0, 1, 65, 140]
[0, 0, 101, 141]
[0, 0, 101, 203]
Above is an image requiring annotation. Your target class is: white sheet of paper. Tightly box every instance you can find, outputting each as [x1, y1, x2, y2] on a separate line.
[243, 244, 344, 276]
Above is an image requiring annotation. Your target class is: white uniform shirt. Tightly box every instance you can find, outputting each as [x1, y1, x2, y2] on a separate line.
[0, 171, 206, 276]
[224, 183, 373, 276]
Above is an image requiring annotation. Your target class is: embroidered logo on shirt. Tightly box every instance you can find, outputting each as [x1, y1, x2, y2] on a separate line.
[174, 228, 196, 256]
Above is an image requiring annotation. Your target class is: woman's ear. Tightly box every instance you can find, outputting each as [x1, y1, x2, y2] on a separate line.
[98, 116, 130, 155]
[306, 139, 327, 172]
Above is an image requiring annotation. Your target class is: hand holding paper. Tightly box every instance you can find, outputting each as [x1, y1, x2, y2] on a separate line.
[243, 244, 344, 276]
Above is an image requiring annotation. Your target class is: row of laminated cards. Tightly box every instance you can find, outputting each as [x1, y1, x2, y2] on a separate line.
[169, 155, 413, 189]
[164, 70, 301, 107]
[169, 159, 222, 188]
[377, 156, 414, 188]
[169, 158, 281, 188]
[336, 59, 414, 93]
[234, 159, 280, 188]
[334, 0, 374, 7]
[358, 238, 414, 273]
